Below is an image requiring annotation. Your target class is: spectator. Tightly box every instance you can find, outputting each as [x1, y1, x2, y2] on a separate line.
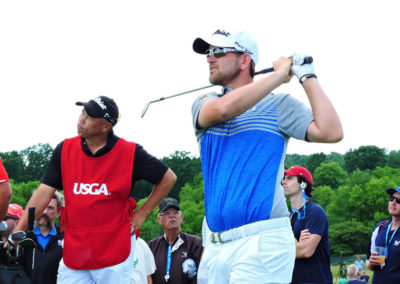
[23, 191, 65, 284]
[0, 158, 12, 223]
[366, 186, 400, 283]
[13, 96, 176, 283]
[359, 270, 370, 283]
[346, 264, 365, 283]
[191, 28, 343, 283]
[148, 197, 203, 284]
[282, 166, 332, 283]
[131, 237, 156, 284]
[354, 255, 365, 272]
[0, 203, 24, 242]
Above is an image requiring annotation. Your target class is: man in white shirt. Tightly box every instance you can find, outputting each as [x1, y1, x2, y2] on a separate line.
[131, 237, 156, 284]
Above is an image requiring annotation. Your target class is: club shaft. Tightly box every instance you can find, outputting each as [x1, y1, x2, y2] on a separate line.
[140, 56, 317, 117]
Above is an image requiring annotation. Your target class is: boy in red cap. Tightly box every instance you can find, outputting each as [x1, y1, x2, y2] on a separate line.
[282, 166, 332, 284]
[1, 203, 24, 242]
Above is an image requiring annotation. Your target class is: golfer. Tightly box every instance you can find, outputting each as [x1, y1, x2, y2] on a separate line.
[191, 28, 343, 283]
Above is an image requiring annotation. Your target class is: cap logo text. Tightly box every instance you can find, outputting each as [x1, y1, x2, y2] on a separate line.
[94, 97, 107, 110]
[213, 29, 230, 37]
[234, 41, 253, 55]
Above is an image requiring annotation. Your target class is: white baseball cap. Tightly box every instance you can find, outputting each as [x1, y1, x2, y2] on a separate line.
[193, 29, 259, 65]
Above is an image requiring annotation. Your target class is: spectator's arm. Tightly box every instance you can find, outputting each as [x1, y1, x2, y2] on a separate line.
[0, 182, 12, 220]
[366, 252, 380, 271]
[295, 229, 321, 259]
[130, 168, 176, 232]
[13, 184, 56, 232]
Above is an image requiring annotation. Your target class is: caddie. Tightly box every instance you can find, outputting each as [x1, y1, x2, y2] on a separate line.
[13, 95, 176, 283]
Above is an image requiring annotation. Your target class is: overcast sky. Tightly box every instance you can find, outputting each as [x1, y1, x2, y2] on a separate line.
[1, 0, 399, 159]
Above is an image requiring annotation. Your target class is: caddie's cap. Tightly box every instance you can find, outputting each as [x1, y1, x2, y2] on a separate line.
[284, 166, 313, 185]
[193, 29, 259, 65]
[6, 203, 24, 220]
[158, 197, 180, 213]
[386, 186, 400, 195]
[76, 96, 119, 126]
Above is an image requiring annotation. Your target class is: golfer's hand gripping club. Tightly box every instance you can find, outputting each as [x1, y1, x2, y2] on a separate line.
[255, 55, 312, 75]
[290, 53, 315, 81]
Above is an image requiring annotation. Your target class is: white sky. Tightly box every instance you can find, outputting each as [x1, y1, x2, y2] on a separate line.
[1, 0, 399, 159]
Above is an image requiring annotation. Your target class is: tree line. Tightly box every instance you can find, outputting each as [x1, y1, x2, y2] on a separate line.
[2, 144, 400, 256]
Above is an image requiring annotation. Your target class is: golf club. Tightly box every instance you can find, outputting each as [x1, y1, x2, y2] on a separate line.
[10, 231, 26, 257]
[140, 56, 313, 118]
[9, 231, 26, 243]
[16, 238, 36, 257]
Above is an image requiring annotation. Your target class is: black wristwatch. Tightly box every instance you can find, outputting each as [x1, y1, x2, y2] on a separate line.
[299, 74, 317, 84]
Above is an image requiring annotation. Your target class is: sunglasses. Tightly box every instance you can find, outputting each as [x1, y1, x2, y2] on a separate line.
[389, 195, 400, 204]
[205, 47, 243, 58]
[158, 210, 181, 216]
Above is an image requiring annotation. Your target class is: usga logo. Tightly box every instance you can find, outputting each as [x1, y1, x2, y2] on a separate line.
[73, 183, 111, 195]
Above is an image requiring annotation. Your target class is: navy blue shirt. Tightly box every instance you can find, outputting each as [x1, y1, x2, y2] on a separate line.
[367, 220, 400, 284]
[291, 202, 332, 284]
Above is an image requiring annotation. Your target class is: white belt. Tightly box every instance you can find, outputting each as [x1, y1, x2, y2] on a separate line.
[210, 217, 290, 244]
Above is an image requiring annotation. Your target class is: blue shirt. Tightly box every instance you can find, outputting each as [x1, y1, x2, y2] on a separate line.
[34, 225, 57, 251]
[354, 259, 364, 271]
[192, 89, 313, 232]
[291, 202, 332, 284]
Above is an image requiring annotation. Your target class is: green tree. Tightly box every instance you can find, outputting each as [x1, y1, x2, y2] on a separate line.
[179, 173, 204, 236]
[21, 143, 53, 181]
[306, 152, 326, 174]
[313, 162, 347, 189]
[0, 151, 25, 183]
[326, 184, 353, 224]
[345, 169, 371, 188]
[132, 180, 154, 201]
[132, 151, 201, 201]
[285, 154, 308, 169]
[136, 198, 163, 242]
[325, 152, 344, 167]
[344, 145, 387, 173]
[1, 143, 53, 183]
[388, 150, 400, 168]
[161, 151, 201, 201]
[311, 185, 334, 211]
[10, 180, 39, 208]
[330, 221, 371, 255]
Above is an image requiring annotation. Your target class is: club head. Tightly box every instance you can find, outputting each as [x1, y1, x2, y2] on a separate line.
[141, 102, 151, 118]
[19, 238, 36, 249]
[10, 231, 26, 242]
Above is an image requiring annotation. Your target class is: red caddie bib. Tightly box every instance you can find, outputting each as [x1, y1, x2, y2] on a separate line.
[61, 136, 136, 270]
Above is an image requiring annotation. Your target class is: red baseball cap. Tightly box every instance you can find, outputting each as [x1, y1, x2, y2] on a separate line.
[6, 203, 24, 220]
[284, 166, 313, 185]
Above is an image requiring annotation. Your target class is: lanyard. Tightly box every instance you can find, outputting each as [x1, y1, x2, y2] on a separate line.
[165, 245, 172, 282]
[292, 183, 309, 220]
[385, 221, 399, 258]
